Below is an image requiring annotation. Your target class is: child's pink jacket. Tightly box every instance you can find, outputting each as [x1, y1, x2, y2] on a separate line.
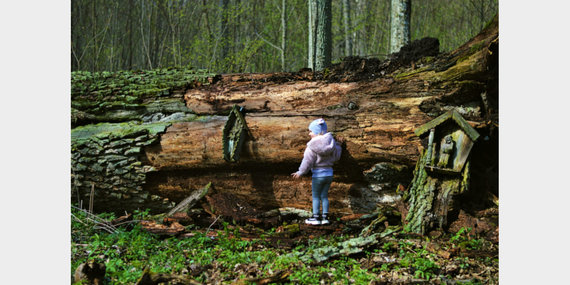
[295, 133, 342, 176]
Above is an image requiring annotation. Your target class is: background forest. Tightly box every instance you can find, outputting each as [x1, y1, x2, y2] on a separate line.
[71, 0, 498, 73]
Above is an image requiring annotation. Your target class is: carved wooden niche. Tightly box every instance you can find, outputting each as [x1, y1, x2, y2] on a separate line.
[415, 110, 480, 175]
[222, 105, 249, 162]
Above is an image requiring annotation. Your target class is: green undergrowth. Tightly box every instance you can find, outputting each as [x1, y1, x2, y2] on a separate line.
[71, 208, 497, 284]
[71, 208, 376, 284]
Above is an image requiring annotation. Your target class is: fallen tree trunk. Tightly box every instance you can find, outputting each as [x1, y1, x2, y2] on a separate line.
[71, 16, 498, 217]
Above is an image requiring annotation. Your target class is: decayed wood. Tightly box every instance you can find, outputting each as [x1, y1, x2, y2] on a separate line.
[140, 220, 186, 236]
[139, 16, 498, 216]
[110, 213, 133, 226]
[147, 77, 429, 169]
[74, 260, 106, 285]
[290, 226, 400, 264]
[166, 182, 211, 217]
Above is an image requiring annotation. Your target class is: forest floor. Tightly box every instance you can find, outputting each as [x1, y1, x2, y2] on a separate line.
[71, 200, 498, 284]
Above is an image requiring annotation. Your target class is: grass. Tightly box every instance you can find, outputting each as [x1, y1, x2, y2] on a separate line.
[71, 208, 498, 284]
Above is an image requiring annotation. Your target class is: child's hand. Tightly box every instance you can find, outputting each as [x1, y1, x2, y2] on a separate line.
[291, 172, 301, 179]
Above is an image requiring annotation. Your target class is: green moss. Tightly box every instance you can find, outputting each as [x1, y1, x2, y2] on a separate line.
[97, 101, 141, 110]
[419, 56, 435, 64]
[482, 14, 498, 32]
[326, 104, 343, 110]
[71, 68, 213, 125]
[393, 66, 430, 80]
[470, 40, 487, 54]
[405, 141, 475, 234]
[143, 98, 191, 114]
[181, 114, 214, 122]
[455, 40, 487, 64]
[71, 99, 99, 109]
[404, 150, 430, 233]
[71, 68, 216, 109]
[71, 121, 170, 145]
[459, 160, 470, 194]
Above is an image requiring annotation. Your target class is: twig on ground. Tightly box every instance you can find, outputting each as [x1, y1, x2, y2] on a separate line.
[71, 213, 88, 227]
[72, 205, 119, 234]
[206, 215, 221, 235]
[93, 224, 117, 234]
[89, 183, 95, 214]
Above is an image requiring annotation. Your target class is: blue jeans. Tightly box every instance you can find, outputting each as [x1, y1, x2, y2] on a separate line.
[312, 176, 333, 215]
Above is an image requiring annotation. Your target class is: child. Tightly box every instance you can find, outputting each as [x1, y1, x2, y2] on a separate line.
[291, 118, 342, 225]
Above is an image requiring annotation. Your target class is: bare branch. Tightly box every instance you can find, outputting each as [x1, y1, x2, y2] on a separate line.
[255, 32, 282, 52]
[206, 215, 221, 235]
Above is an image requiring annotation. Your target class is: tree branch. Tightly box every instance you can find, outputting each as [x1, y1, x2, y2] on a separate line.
[255, 31, 282, 52]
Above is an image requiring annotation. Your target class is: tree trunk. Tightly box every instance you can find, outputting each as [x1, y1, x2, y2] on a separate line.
[307, 0, 317, 69]
[219, 0, 229, 67]
[342, 0, 352, 56]
[71, 16, 498, 218]
[406, 159, 470, 235]
[389, 0, 411, 54]
[314, 0, 332, 71]
[354, 0, 367, 56]
[281, 0, 287, 72]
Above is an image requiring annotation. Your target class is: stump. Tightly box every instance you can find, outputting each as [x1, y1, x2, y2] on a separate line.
[404, 111, 479, 235]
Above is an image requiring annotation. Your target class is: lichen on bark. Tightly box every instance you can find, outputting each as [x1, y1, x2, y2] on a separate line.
[404, 147, 472, 235]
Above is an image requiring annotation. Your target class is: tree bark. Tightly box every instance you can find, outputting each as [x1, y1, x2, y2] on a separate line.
[314, 0, 332, 71]
[219, 0, 229, 66]
[307, 0, 317, 70]
[354, 0, 367, 56]
[389, 0, 411, 54]
[281, 0, 287, 72]
[343, 0, 353, 56]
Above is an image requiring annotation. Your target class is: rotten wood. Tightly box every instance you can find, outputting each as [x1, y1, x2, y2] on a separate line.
[74, 260, 106, 285]
[140, 220, 186, 236]
[290, 226, 401, 264]
[164, 212, 193, 226]
[110, 213, 133, 226]
[166, 182, 211, 217]
[139, 17, 498, 217]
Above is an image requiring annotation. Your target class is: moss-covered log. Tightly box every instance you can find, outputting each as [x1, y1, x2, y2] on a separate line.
[71, 68, 216, 127]
[71, 16, 498, 216]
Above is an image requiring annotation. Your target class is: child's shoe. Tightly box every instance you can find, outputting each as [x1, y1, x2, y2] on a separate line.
[305, 214, 321, 225]
[321, 213, 330, 225]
